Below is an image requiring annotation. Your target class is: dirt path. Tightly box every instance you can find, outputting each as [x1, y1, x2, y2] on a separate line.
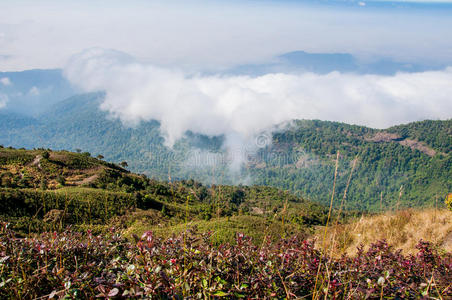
[75, 174, 99, 186]
[366, 132, 439, 157]
[28, 155, 43, 169]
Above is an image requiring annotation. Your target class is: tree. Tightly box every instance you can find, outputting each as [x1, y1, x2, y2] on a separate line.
[40, 178, 48, 190]
[120, 161, 128, 168]
[56, 175, 65, 186]
[231, 189, 245, 205]
[42, 151, 50, 159]
[97, 154, 104, 160]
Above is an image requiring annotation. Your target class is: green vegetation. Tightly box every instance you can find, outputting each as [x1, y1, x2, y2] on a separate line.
[388, 119, 452, 153]
[0, 148, 329, 241]
[0, 147, 450, 298]
[252, 119, 451, 210]
[1, 224, 450, 299]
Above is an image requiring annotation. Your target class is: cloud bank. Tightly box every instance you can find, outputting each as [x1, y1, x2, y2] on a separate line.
[2, 0, 452, 71]
[65, 48, 452, 148]
[0, 94, 8, 109]
[0, 77, 11, 86]
[0, 77, 11, 109]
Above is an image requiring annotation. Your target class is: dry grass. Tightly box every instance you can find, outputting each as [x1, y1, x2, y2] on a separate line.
[316, 208, 452, 256]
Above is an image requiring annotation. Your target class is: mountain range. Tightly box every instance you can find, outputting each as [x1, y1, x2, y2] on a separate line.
[0, 89, 450, 211]
[1, 56, 451, 211]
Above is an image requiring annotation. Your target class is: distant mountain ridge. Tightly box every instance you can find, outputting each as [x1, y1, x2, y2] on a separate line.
[0, 69, 77, 116]
[226, 50, 446, 76]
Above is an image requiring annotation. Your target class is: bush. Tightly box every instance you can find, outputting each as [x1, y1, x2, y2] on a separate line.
[446, 193, 452, 211]
[0, 188, 136, 232]
[42, 151, 50, 159]
[56, 175, 65, 186]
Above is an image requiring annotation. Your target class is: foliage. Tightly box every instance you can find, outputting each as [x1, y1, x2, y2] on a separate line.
[0, 148, 330, 240]
[0, 147, 36, 166]
[0, 223, 450, 299]
[253, 119, 451, 210]
[387, 119, 452, 153]
[124, 215, 307, 246]
[446, 193, 452, 211]
[0, 188, 135, 233]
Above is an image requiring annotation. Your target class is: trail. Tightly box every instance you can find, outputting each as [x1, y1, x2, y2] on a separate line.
[75, 174, 99, 186]
[28, 155, 43, 169]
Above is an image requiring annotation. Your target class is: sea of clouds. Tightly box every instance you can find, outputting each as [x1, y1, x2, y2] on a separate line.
[64, 48, 452, 152]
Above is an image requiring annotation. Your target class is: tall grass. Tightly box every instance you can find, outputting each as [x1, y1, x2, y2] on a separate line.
[318, 208, 452, 256]
[313, 151, 340, 299]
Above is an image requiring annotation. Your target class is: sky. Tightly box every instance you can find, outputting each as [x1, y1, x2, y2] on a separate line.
[1, 0, 451, 148]
[1, 0, 452, 71]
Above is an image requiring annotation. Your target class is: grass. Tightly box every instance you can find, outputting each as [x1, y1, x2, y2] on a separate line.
[122, 215, 306, 245]
[317, 208, 452, 256]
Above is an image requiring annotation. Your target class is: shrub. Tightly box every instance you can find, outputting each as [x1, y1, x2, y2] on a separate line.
[446, 193, 452, 211]
[0, 188, 136, 233]
[56, 175, 65, 186]
[42, 151, 50, 159]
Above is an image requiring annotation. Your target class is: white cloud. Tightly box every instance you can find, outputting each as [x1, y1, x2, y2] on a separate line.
[0, 93, 8, 109]
[65, 48, 452, 148]
[28, 86, 40, 96]
[0, 77, 11, 86]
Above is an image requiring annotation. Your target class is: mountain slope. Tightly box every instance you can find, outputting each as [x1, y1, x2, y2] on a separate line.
[253, 119, 451, 210]
[0, 147, 327, 242]
[0, 93, 450, 211]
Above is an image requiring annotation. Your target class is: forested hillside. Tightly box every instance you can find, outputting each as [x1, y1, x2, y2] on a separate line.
[252, 119, 451, 210]
[0, 93, 450, 211]
[0, 147, 328, 241]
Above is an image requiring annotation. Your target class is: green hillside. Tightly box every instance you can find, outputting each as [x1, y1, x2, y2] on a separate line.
[252, 119, 451, 210]
[0, 93, 450, 211]
[0, 147, 327, 242]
